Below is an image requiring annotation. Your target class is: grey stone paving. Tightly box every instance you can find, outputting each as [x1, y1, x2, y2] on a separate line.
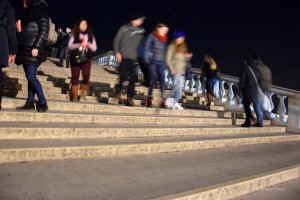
[0, 141, 300, 200]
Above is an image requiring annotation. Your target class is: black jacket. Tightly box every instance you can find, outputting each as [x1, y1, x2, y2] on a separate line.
[15, 1, 49, 67]
[239, 65, 262, 102]
[0, 0, 18, 67]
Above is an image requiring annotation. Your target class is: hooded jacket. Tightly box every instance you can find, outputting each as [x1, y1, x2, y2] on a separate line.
[113, 23, 145, 61]
[15, 0, 49, 66]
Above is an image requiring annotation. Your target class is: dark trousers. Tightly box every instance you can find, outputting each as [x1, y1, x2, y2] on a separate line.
[71, 60, 91, 85]
[23, 64, 47, 104]
[0, 68, 3, 108]
[148, 61, 166, 97]
[117, 59, 136, 98]
[59, 47, 70, 67]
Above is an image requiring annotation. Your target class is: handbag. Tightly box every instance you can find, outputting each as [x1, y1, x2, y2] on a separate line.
[74, 50, 88, 65]
[248, 66, 272, 112]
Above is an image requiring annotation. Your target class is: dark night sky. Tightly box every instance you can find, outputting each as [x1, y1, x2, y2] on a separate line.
[10, 0, 300, 90]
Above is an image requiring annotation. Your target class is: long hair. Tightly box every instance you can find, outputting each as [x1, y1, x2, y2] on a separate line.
[71, 18, 94, 39]
[171, 40, 188, 54]
[203, 54, 217, 70]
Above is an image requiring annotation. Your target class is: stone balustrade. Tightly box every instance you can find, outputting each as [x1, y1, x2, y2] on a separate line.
[93, 54, 300, 133]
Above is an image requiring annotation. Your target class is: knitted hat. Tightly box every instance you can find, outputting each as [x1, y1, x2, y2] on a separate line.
[131, 12, 146, 21]
[173, 31, 185, 39]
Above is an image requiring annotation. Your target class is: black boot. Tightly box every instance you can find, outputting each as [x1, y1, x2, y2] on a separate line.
[36, 102, 49, 112]
[16, 100, 35, 110]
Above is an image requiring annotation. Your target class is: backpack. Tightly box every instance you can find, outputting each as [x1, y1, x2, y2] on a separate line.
[47, 18, 58, 45]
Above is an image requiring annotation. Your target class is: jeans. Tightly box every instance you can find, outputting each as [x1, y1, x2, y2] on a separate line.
[173, 74, 184, 103]
[148, 61, 166, 97]
[243, 97, 263, 125]
[23, 64, 46, 104]
[117, 59, 136, 98]
[59, 47, 70, 67]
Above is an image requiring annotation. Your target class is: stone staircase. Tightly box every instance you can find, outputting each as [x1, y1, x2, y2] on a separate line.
[0, 58, 300, 200]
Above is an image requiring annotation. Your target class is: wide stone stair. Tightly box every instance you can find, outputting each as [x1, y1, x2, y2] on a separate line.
[0, 58, 299, 200]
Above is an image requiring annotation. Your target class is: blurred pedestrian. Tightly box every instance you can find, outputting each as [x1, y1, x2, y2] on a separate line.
[144, 23, 169, 108]
[239, 56, 263, 127]
[59, 27, 71, 68]
[113, 12, 145, 106]
[201, 54, 219, 106]
[68, 18, 97, 102]
[15, 0, 49, 112]
[166, 31, 193, 110]
[253, 53, 273, 119]
[0, 0, 18, 110]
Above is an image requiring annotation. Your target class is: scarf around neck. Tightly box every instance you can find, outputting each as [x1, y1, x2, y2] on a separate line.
[152, 31, 168, 43]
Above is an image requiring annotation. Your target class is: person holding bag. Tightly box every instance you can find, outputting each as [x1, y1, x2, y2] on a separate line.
[239, 56, 263, 127]
[15, 0, 49, 112]
[68, 18, 97, 102]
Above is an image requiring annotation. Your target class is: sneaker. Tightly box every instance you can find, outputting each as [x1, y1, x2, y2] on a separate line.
[173, 103, 184, 110]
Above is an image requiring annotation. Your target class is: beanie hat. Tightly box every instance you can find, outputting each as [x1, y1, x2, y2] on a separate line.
[131, 12, 146, 21]
[173, 31, 185, 39]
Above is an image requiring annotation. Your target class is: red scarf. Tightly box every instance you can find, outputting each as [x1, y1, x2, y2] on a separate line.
[152, 31, 168, 43]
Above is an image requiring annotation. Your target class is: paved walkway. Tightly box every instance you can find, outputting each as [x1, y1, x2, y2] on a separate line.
[0, 141, 300, 200]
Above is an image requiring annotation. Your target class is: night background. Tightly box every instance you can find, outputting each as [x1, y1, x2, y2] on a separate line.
[10, 0, 300, 91]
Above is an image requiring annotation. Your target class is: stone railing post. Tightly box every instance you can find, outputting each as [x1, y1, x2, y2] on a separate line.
[287, 95, 300, 133]
[220, 80, 227, 102]
[227, 82, 235, 105]
[213, 79, 220, 99]
[276, 95, 288, 122]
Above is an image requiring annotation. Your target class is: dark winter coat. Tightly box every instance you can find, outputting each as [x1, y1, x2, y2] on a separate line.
[0, 0, 18, 67]
[15, 0, 49, 67]
[239, 64, 262, 102]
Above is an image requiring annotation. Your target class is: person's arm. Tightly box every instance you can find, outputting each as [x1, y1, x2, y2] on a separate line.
[88, 36, 97, 52]
[68, 35, 81, 50]
[166, 45, 176, 74]
[6, 6, 18, 55]
[33, 17, 49, 49]
[144, 34, 153, 63]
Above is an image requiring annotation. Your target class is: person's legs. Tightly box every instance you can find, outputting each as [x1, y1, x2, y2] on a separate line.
[59, 47, 66, 66]
[65, 48, 70, 68]
[71, 65, 81, 101]
[253, 97, 263, 126]
[0, 68, 3, 110]
[172, 74, 184, 110]
[115, 60, 129, 97]
[80, 60, 91, 100]
[127, 60, 136, 99]
[148, 63, 158, 98]
[24, 65, 47, 104]
[242, 100, 252, 127]
[158, 64, 166, 98]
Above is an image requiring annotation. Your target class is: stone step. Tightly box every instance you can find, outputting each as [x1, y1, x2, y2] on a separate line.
[155, 165, 300, 200]
[1, 98, 222, 117]
[0, 122, 284, 140]
[0, 133, 299, 163]
[0, 109, 233, 125]
[0, 141, 299, 199]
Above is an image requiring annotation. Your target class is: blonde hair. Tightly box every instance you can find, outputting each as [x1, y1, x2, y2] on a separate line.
[171, 40, 188, 54]
[203, 55, 217, 70]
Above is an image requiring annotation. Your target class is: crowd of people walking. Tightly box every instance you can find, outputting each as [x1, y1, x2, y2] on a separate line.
[0, 0, 273, 128]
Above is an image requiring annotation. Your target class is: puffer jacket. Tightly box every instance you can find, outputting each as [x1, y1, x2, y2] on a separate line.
[144, 33, 168, 63]
[15, 3, 49, 66]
